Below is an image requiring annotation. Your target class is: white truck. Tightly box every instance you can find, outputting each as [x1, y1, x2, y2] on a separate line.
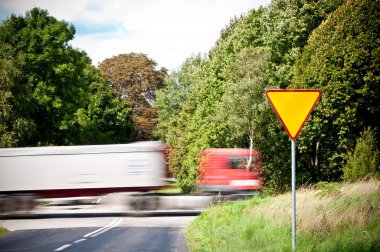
[0, 141, 166, 212]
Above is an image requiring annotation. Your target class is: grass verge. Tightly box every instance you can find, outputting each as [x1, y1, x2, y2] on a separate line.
[0, 227, 9, 236]
[186, 179, 380, 251]
[155, 181, 182, 194]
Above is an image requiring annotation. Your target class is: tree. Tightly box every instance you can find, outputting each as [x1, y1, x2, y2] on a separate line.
[0, 44, 35, 147]
[0, 8, 133, 146]
[156, 54, 209, 191]
[168, 9, 267, 192]
[155, 0, 347, 192]
[156, 54, 203, 145]
[99, 53, 167, 141]
[291, 0, 380, 181]
[261, 0, 345, 89]
[256, 0, 346, 189]
[68, 66, 134, 144]
[217, 47, 269, 168]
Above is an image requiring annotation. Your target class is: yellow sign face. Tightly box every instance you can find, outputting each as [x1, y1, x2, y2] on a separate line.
[265, 90, 321, 140]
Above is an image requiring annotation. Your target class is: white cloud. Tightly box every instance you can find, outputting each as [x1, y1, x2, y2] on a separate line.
[0, 0, 272, 70]
[0, 0, 87, 20]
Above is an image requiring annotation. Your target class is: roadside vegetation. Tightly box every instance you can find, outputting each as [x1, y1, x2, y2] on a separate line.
[0, 8, 167, 147]
[156, 0, 380, 193]
[0, 227, 8, 236]
[1, 0, 378, 194]
[155, 181, 182, 195]
[186, 179, 380, 251]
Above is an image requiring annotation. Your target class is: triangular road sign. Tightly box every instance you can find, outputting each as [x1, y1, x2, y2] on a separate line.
[265, 90, 321, 140]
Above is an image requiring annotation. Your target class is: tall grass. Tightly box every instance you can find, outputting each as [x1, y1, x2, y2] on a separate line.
[186, 179, 380, 251]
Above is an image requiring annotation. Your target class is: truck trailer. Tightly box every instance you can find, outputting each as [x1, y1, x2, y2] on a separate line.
[0, 141, 166, 212]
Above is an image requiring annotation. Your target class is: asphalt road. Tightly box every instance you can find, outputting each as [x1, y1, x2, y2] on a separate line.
[0, 193, 205, 251]
[0, 216, 194, 252]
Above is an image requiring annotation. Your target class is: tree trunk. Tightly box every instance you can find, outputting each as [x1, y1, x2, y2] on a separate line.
[314, 141, 320, 171]
[246, 135, 254, 170]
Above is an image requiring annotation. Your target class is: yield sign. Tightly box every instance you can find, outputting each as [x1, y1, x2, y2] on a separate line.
[265, 90, 321, 140]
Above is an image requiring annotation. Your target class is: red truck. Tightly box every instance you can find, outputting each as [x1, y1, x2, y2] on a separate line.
[200, 148, 263, 192]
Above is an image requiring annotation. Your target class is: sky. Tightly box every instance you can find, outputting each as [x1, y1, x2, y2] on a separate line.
[0, 0, 271, 71]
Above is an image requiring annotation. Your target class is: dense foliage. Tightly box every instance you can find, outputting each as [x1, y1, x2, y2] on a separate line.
[1, 1, 378, 193]
[0, 8, 133, 147]
[99, 53, 167, 141]
[291, 0, 380, 181]
[156, 0, 379, 193]
[343, 128, 379, 181]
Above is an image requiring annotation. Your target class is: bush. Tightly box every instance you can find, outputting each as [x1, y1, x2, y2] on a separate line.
[343, 128, 379, 181]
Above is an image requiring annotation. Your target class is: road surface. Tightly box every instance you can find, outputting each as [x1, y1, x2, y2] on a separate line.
[0, 195, 197, 251]
[0, 215, 195, 251]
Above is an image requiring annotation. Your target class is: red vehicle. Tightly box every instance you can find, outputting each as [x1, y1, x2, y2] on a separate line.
[200, 148, 263, 192]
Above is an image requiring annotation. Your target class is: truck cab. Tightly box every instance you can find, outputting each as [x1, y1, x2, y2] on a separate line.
[199, 148, 263, 192]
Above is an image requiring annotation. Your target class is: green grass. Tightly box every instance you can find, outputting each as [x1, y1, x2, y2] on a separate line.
[0, 227, 9, 236]
[37, 199, 51, 205]
[155, 181, 182, 194]
[186, 179, 380, 251]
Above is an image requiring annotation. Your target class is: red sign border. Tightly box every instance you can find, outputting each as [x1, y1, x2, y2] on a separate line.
[265, 89, 322, 140]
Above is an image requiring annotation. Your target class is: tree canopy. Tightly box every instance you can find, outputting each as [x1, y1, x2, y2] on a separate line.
[1, 1, 378, 194]
[156, 0, 378, 193]
[99, 53, 167, 141]
[0, 8, 133, 147]
[291, 0, 380, 180]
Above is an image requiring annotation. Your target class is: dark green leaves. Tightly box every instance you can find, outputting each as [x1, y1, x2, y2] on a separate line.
[0, 8, 133, 146]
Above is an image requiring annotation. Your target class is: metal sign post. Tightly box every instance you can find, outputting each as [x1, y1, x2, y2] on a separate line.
[265, 89, 321, 251]
[291, 139, 296, 251]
